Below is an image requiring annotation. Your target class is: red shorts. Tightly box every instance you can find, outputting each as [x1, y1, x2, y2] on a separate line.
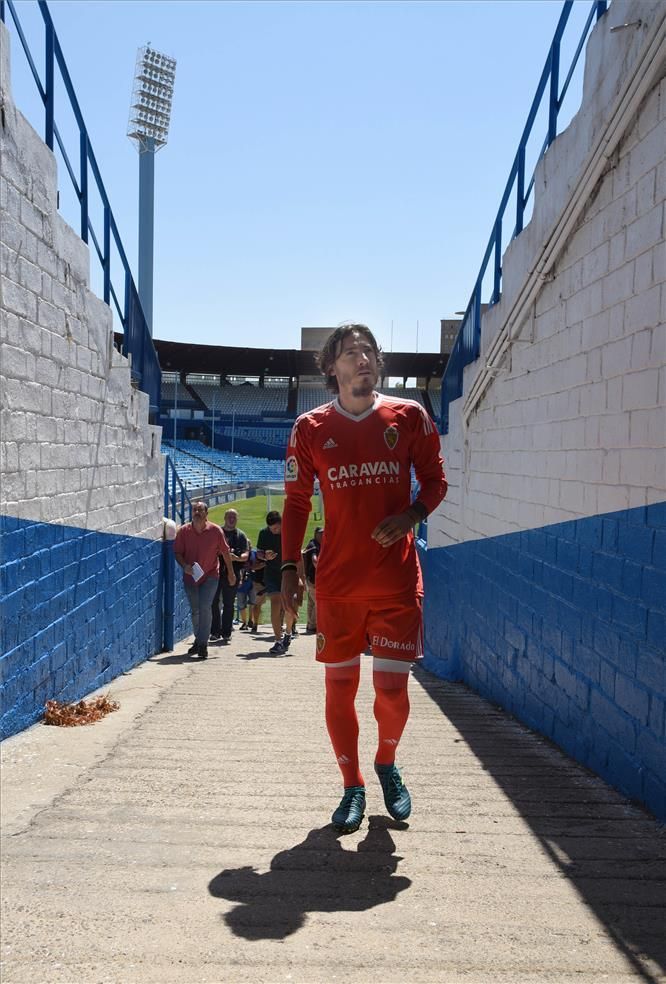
[315, 594, 423, 664]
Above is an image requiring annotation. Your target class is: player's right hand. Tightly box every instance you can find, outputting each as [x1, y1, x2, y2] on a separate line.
[281, 569, 300, 619]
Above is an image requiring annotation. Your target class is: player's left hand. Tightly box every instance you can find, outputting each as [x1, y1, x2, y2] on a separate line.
[281, 569, 300, 618]
[371, 511, 416, 548]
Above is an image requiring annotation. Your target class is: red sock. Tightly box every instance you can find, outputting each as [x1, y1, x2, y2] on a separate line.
[325, 660, 364, 787]
[373, 668, 410, 766]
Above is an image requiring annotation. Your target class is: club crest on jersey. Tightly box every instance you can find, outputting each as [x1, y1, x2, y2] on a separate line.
[316, 632, 326, 654]
[384, 425, 399, 450]
[285, 455, 298, 482]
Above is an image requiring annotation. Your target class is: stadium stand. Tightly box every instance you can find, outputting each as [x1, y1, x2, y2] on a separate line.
[162, 441, 284, 490]
[377, 387, 425, 407]
[232, 426, 293, 447]
[161, 379, 194, 405]
[160, 445, 220, 490]
[297, 385, 427, 415]
[191, 384, 289, 417]
[162, 380, 437, 458]
[296, 386, 332, 414]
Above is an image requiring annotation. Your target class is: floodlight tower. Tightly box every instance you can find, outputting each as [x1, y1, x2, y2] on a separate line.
[127, 45, 176, 335]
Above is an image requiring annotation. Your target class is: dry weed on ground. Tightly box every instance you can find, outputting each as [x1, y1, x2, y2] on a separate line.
[43, 695, 119, 727]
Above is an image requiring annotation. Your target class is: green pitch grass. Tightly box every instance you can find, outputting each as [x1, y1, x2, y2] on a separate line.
[208, 494, 323, 548]
[208, 494, 324, 627]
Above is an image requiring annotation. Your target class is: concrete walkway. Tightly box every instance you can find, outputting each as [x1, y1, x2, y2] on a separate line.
[2, 626, 665, 984]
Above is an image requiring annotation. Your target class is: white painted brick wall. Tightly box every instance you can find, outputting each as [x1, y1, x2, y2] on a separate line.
[430, 1, 665, 548]
[0, 22, 164, 540]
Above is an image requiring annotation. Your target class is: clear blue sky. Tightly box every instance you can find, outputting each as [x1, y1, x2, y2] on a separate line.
[7, 0, 593, 356]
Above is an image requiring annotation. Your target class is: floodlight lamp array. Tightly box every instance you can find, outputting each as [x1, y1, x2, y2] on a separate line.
[128, 45, 177, 150]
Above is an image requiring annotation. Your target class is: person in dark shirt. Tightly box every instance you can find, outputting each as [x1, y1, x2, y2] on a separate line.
[248, 546, 266, 633]
[211, 509, 249, 643]
[302, 526, 323, 633]
[237, 539, 256, 630]
[256, 510, 298, 655]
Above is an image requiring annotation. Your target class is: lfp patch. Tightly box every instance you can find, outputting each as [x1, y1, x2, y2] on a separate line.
[316, 632, 326, 654]
[285, 455, 298, 482]
[384, 425, 399, 450]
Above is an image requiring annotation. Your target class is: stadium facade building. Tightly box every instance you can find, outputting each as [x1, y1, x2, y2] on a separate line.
[440, 318, 462, 356]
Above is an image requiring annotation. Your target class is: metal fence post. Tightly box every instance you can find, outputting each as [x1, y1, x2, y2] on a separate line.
[79, 131, 88, 242]
[473, 286, 482, 360]
[548, 41, 561, 147]
[516, 143, 526, 235]
[44, 18, 54, 150]
[161, 459, 174, 651]
[493, 217, 502, 304]
[163, 460, 169, 517]
[123, 269, 131, 355]
[103, 204, 110, 305]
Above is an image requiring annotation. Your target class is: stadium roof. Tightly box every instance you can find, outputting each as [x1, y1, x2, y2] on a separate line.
[151, 338, 447, 382]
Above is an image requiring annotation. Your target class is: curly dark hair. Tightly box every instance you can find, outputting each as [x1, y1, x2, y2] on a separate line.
[316, 323, 384, 393]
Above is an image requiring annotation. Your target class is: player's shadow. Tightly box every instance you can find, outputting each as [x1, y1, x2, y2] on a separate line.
[208, 816, 411, 939]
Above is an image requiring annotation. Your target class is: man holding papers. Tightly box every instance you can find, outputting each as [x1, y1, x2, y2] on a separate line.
[174, 501, 236, 660]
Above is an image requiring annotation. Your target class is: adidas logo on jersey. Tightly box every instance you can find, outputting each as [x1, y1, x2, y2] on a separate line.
[323, 438, 338, 449]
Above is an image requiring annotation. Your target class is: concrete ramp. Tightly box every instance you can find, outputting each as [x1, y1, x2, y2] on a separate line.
[2, 631, 664, 983]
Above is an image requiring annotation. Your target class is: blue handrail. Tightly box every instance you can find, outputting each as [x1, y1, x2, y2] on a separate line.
[0, 0, 162, 419]
[164, 455, 192, 524]
[441, 0, 608, 433]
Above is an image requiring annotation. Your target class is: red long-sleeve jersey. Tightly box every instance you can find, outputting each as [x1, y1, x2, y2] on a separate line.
[282, 393, 447, 601]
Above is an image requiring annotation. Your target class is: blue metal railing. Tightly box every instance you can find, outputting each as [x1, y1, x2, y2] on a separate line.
[0, 0, 161, 418]
[162, 456, 191, 651]
[164, 455, 192, 524]
[441, 0, 608, 433]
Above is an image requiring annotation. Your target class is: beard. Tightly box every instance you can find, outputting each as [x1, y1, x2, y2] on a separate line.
[351, 376, 375, 399]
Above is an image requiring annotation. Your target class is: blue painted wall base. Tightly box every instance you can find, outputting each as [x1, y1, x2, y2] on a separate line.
[174, 569, 192, 644]
[0, 516, 188, 739]
[421, 502, 666, 822]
